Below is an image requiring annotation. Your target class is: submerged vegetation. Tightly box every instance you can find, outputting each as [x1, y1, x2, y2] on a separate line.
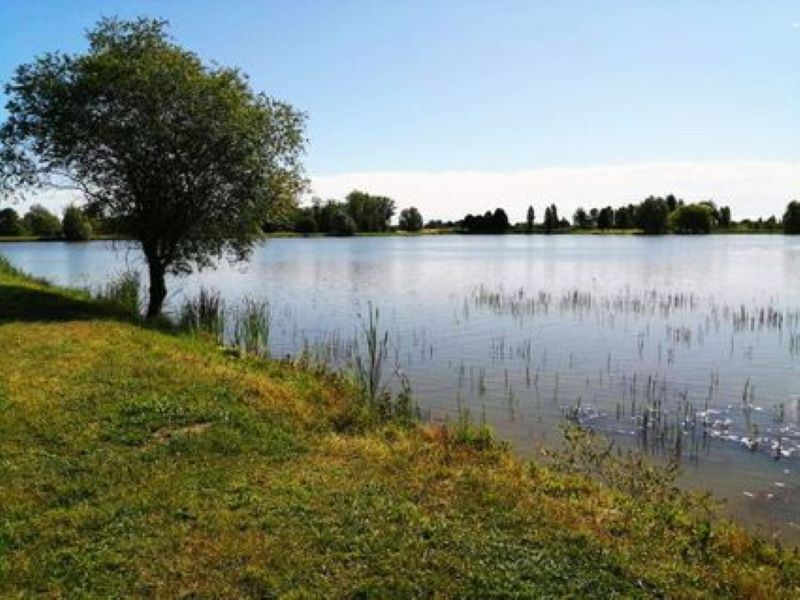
[2, 256, 800, 596]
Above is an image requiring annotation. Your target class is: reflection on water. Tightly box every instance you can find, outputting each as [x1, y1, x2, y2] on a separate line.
[3, 235, 800, 541]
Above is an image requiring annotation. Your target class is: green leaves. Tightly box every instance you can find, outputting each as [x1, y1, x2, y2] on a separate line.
[1, 17, 307, 315]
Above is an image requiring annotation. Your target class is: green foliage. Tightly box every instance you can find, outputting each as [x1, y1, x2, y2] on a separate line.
[452, 409, 496, 450]
[345, 190, 395, 232]
[614, 205, 635, 229]
[22, 204, 61, 236]
[179, 287, 225, 343]
[635, 196, 670, 234]
[1, 263, 800, 597]
[461, 208, 510, 233]
[525, 205, 535, 233]
[0, 207, 26, 236]
[0, 17, 306, 317]
[232, 297, 270, 357]
[293, 212, 318, 234]
[596, 206, 614, 229]
[718, 205, 732, 228]
[573, 207, 591, 228]
[398, 206, 423, 231]
[99, 271, 141, 316]
[328, 206, 356, 236]
[670, 203, 713, 234]
[784, 201, 800, 234]
[543, 203, 560, 232]
[61, 205, 92, 241]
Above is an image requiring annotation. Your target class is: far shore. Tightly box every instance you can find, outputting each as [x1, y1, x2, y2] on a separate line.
[0, 227, 789, 244]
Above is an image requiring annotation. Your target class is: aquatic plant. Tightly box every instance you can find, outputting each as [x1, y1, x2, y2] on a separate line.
[232, 297, 271, 357]
[179, 287, 225, 344]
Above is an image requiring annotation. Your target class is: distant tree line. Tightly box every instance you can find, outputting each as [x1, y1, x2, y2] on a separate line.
[0, 204, 96, 241]
[451, 195, 800, 235]
[5, 193, 800, 242]
[278, 194, 800, 236]
[281, 190, 426, 236]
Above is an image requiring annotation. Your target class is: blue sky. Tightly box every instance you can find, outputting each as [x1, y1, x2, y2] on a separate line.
[1, 1, 799, 218]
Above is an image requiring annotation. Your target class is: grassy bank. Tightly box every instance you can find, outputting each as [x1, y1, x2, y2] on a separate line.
[1, 257, 798, 597]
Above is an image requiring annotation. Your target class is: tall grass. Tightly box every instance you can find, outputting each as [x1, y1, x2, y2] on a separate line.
[233, 297, 271, 357]
[355, 303, 390, 406]
[0, 255, 50, 286]
[98, 270, 141, 316]
[179, 287, 225, 344]
[353, 303, 417, 423]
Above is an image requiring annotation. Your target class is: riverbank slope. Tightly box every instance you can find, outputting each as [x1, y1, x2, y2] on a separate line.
[0, 257, 797, 597]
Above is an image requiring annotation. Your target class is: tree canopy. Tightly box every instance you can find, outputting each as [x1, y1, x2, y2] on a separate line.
[461, 209, 509, 233]
[784, 201, 800, 234]
[670, 203, 712, 234]
[62, 205, 92, 241]
[345, 191, 395, 232]
[0, 17, 306, 316]
[635, 197, 670, 234]
[399, 207, 423, 232]
[0, 207, 25, 236]
[22, 204, 61, 236]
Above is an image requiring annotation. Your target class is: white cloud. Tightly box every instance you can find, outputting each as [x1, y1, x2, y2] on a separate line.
[10, 160, 799, 223]
[311, 161, 800, 222]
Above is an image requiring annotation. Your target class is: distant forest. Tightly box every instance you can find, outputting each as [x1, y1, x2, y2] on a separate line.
[3, 192, 800, 240]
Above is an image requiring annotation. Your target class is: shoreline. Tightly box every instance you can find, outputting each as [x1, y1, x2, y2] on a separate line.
[0, 229, 788, 243]
[1, 256, 799, 595]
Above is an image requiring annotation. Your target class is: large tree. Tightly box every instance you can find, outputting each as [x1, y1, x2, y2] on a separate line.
[525, 205, 535, 233]
[0, 207, 25, 236]
[0, 17, 306, 317]
[635, 197, 670, 234]
[398, 207, 423, 231]
[23, 204, 61, 236]
[344, 190, 395, 232]
[784, 201, 800, 234]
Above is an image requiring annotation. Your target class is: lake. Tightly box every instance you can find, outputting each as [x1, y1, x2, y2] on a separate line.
[3, 234, 800, 540]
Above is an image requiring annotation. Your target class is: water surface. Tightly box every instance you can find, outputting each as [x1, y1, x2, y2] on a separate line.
[3, 235, 800, 540]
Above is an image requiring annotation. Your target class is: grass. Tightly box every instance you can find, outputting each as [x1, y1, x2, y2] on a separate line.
[1, 256, 799, 597]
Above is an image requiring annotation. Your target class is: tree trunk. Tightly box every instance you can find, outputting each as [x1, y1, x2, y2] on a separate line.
[146, 260, 167, 319]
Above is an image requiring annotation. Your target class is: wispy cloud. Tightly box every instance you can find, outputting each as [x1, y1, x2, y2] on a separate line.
[312, 161, 800, 221]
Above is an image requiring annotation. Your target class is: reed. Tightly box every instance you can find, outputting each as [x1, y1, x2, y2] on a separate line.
[232, 297, 271, 357]
[179, 287, 225, 344]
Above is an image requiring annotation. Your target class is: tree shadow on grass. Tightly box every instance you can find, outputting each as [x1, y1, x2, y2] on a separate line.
[0, 281, 135, 324]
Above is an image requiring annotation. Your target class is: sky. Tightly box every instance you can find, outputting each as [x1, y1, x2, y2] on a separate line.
[0, 0, 798, 220]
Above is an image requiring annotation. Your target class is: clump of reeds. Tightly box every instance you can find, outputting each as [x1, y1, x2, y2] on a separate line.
[354, 302, 390, 407]
[352, 302, 417, 424]
[179, 287, 225, 344]
[232, 297, 271, 357]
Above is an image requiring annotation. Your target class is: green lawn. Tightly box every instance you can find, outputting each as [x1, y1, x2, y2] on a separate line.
[0, 257, 798, 597]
